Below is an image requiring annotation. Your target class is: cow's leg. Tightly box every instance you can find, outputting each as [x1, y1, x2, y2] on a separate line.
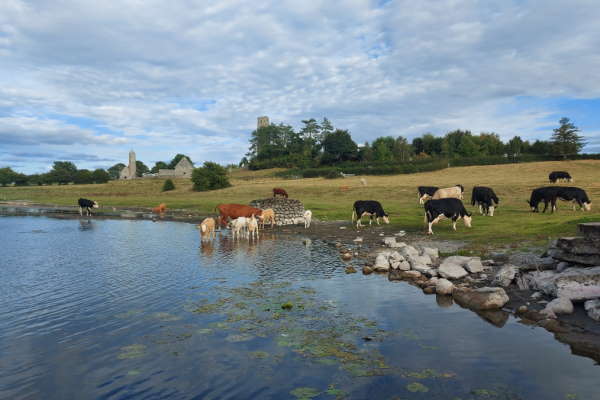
[79, 206, 83, 216]
[427, 221, 434, 235]
[542, 200, 549, 213]
[489, 205, 495, 217]
[452, 218, 457, 231]
[376, 216, 380, 225]
[478, 204, 483, 215]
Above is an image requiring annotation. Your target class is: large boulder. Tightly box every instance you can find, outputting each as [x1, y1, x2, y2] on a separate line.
[400, 245, 420, 258]
[436, 278, 454, 295]
[464, 258, 484, 273]
[493, 264, 519, 287]
[421, 247, 439, 260]
[541, 297, 574, 318]
[373, 254, 390, 272]
[584, 299, 600, 321]
[438, 258, 468, 279]
[453, 287, 510, 310]
[523, 266, 600, 301]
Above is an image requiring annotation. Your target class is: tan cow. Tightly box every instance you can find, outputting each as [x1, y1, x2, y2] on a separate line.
[197, 217, 216, 241]
[432, 184, 465, 200]
[260, 208, 276, 229]
[247, 214, 259, 240]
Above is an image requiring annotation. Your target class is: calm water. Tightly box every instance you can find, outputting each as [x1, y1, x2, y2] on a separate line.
[1, 216, 599, 400]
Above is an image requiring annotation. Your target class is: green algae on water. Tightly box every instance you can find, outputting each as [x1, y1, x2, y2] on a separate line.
[117, 344, 147, 359]
[290, 387, 321, 400]
[406, 382, 429, 393]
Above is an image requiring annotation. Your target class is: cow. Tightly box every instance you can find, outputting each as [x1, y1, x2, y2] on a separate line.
[78, 198, 99, 216]
[152, 203, 167, 214]
[549, 171, 572, 183]
[418, 186, 439, 204]
[273, 188, 288, 198]
[215, 204, 264, 227]
[424, 198, 472, 235]
[556, 186, 592, 211]
[471, 186, 500, 216]
[303, 210, 312, 228]
[528, 187, 561, 213]
[247, 214, 259, 240]
[197, 217, 216, 241]
[231, 217, 248, 240]
[432, 184, 464, 200]
[259, 208, 276, 229]
[351, 200, 390, 228]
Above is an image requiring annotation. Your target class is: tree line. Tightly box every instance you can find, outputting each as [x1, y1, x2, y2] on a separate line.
[244, 117, 587, 169]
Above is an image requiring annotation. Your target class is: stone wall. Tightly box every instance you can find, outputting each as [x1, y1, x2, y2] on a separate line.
[249, 198, 305, 226]
[547, 223, 600, 267]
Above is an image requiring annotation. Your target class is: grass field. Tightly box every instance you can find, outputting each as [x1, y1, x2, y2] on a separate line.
[1, 160, 599, 247]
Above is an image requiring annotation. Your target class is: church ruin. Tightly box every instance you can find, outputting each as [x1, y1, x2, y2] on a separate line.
[119, 150, 137, 179]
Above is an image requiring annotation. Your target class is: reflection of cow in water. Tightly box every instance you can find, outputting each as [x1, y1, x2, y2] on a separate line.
[273, 188, 288, 198]
[200, 240, 214, 257]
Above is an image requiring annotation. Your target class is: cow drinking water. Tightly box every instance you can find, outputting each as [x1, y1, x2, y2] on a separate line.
[215, 204, 264, 227]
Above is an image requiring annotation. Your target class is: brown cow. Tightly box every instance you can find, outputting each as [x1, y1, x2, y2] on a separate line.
[273, 188, 288, 198]
[152, 203, 167, 214]
[215, 204, 264, 227]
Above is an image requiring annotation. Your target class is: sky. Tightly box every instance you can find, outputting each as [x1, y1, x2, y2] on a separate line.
[1, 0, 600, 174]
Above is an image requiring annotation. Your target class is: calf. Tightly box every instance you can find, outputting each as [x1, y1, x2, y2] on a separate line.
[432, 184, 464, 200]
[260, 208, 276, 229]
[273, 188, 288, 198]
[231, 217, 248, 240]
[528, 187, 561, 213]
[304, 210, 312, 228]
[418, 186, 438, 204]
[197, 217, 216, 240]
[471, 186, 500, 216]
[351, 200, 390, 228]
[78, 198, 99, 216]
[247, 214, 259, 240]
[549, 171, 572, 183]
[424, 198, 472, 235]
[215, 204, 264, 227]
[556, 186, 592, 211]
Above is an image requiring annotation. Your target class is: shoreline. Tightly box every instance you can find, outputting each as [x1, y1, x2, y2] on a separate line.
[3, 201, 600, 364]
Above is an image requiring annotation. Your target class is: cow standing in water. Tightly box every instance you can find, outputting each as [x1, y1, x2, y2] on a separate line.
[78, 198, 99, 216]
[215, 204, 264, 227]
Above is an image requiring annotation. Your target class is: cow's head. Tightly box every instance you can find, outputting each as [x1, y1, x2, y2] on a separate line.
[93, 201, 99, 208]
[584, 202, 592, 211]
[526, 200, 537, 212]
[382, 214, 390, 224]
[463, 213, 472, 228]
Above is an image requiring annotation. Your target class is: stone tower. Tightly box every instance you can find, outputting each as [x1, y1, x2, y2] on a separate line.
[119, 150, 137, 179]
[257, 116, 269, 129]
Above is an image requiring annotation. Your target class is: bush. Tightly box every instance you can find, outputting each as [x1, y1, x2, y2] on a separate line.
[192, 162, 231, 191]
[324, 169, 342, 179]
[162, 179, 175, 192]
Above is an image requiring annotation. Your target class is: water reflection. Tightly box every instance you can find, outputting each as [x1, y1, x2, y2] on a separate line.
[78, 219, 93, 231]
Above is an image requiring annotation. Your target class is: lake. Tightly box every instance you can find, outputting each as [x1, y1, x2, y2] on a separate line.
[1, 216, 599, 399]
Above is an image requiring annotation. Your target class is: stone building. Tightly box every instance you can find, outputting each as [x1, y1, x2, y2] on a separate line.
[257, 116, 269, 129]
[119, 150, 137, 179]
[157, 157, 194, 177]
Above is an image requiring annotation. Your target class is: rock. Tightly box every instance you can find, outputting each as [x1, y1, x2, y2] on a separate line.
[373, 255, 390, 272]
[541, 297, 574, 318]
[400, 245, 420, 258]
[395, 231, 406, 237]
[508, 253, 555, 271]
[480, 274, 488, 280]
[493, 264, 518, 287]
[400, 270, 422, 280]
[453, 287, 510, 310]
[423, 286, 436, 294]
[482, 259, 495, 266]
[556, 261, 570, 273]
[554, 267, 600, 301]
[579, 222, 600, 241]
[411, 264, 436, 277]
[428, 277, 439, 285]
[421, 247, 439, 259]
[436, 278, 454, 295]
[353, 237, 363, 243]
[531, 292, 543, 300]
[584, 299, 600, 321]
[345, 266, 357, 274]
[408, 254, 432, 266]
[362, 266, 373, 275]
[538, 318, 568, 333]
[436, 294, 453, 307]
[392, 260, 411, 271]
[438, 259, 468, 280]
[464, 258, 484, 273]
[475, 309, 510, 328]
[302, 238, 311, 246]
[517, 305, 528, 314]
[382, 237, 398, 247]
[341, 252, 353, 261]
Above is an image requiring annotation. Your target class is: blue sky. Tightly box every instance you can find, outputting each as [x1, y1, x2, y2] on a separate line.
[1, 0, 599, 173]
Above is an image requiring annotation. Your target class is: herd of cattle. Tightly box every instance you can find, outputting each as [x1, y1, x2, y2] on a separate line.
[76, 169, 593, 238]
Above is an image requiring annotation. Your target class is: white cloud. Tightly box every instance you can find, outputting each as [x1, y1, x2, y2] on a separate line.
[1, 0, 599, 172]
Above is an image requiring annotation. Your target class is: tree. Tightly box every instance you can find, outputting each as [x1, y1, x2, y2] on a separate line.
[192, 162, 231, 191]
[457, 135, 480, 157]
[168, 154, 193, 169]
[151, 161, 168, 174]
[475, 133, 505, 155]
[48, 161, 77, 184]
[412, 137, 425, 155]
[321, 129, 358, 164]
[358, 142, 374, 162]
[135, 161, 149, 177]
[507, 136, 524, 156]
[162, 179, 175, 192]
[91, 169, 110, 183]
[530, 140, 553, 155]
[551, 117, 585, 158]
[74, 169, 93, 184]
[372, 137, 395, 162]
[421, 133, 444, 155]
[393, 136, 413, 162]
[320, 117, 334, 137]
[107, 163, 126, 180]
[0, 167, 18, 186]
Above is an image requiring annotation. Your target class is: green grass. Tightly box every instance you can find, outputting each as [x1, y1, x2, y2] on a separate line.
[2, 160, 599, 247]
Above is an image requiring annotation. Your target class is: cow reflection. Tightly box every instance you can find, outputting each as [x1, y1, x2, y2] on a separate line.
[200, 240, 214, 257]
[78, 220, 94, 231]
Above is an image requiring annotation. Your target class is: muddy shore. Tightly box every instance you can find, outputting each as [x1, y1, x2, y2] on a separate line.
[3, 201, 600, 364]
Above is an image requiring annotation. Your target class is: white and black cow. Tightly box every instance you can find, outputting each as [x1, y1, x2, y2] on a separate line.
[549, 171, 572, 183]
[471, 186, 500, 216]
[417, 186, 438, 204]
[78, 198, 99, 216]
[424, 198, 472, 235]
[556, 187, 592, 211]
[528, 187, 561, 213]
[351, 200, 390, 228]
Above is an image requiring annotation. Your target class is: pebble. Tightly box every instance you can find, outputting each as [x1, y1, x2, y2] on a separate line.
[362, 266, 373, 275]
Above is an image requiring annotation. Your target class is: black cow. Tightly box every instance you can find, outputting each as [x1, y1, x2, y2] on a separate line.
[78, 198, 99, 216]
[556, 187, 592, 211]
[549, 171, 572, 183]
[471, 186, 500, 216]
[418, 186, 438, 204]
[528, 187, 561, 213]
[424, 198, 472, 235]
[352, 200, 390, 228]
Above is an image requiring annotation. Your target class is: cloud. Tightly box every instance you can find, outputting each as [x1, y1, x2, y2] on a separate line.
[1, 0, 599, 173]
